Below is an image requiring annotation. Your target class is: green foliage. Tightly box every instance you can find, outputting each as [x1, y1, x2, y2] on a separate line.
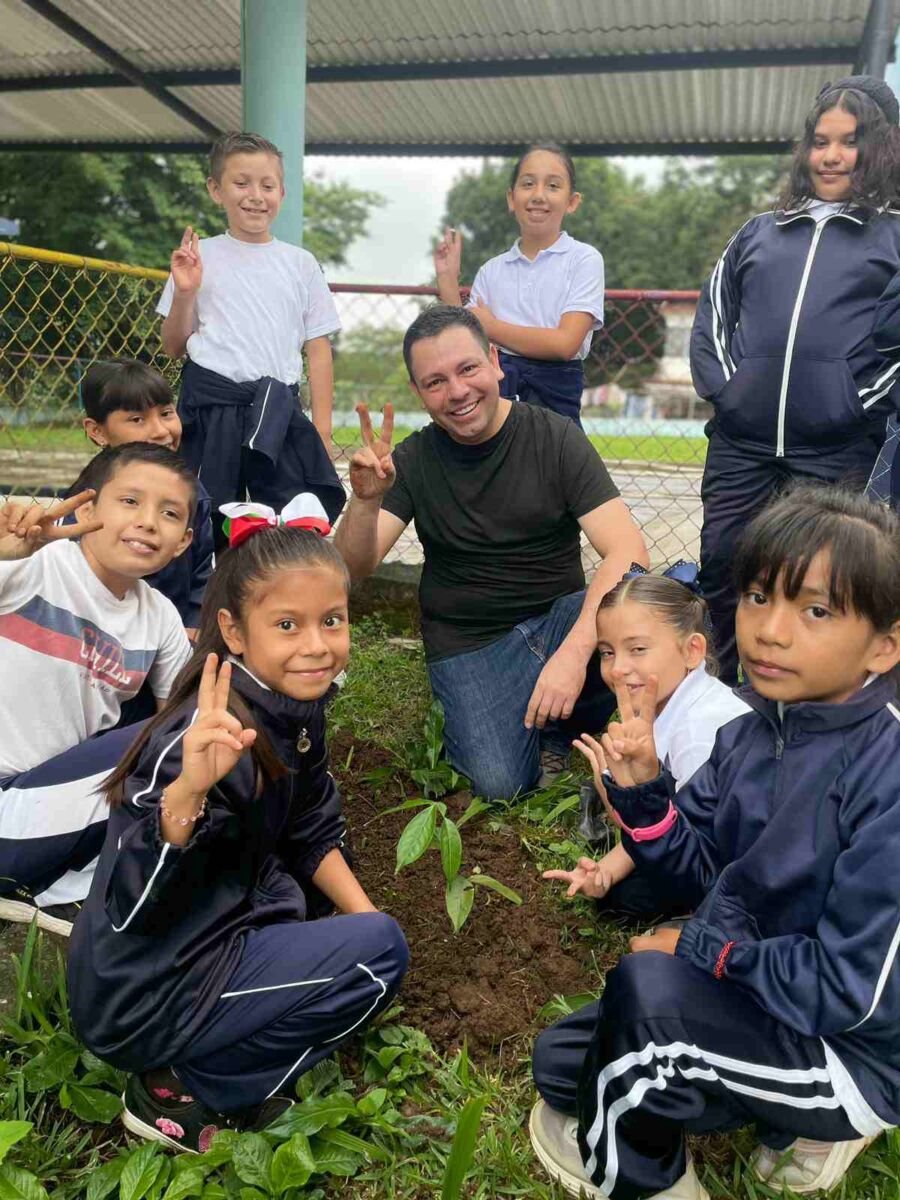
[440, 1094, 488, 1200]
[0, 152, 382, 270]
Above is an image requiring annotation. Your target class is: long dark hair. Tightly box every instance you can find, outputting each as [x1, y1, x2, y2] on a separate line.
[779, 87, 900, 211]
[734, 483, 900, 633]
[598, 574, 718, 673]
[105, 526, 350, 806]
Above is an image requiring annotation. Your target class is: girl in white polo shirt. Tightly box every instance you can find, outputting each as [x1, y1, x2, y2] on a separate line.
[434, 143, 604, 425]
[544, 565, 749, 915]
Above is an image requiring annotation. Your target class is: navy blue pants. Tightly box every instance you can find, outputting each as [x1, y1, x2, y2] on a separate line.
[172, 913, 408, 1112]
[0, 723, 145, 907]
[498, 351, 584, 425]
[427, 591, 615, 799]
[700, 429, 880, 684]
[533, 953, 880, 1200]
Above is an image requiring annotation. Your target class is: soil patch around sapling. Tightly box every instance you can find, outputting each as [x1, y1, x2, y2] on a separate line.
[334, 733, 619, 1063]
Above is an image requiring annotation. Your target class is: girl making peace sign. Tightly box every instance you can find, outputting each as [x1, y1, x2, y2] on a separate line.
[69, 497, 408, 1152]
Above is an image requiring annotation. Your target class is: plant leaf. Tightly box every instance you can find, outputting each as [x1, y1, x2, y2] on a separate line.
[0, 1126, 31, 1168]
[468, 874, 522, 905]
[59, 1082, 122, 1123]
[86, 1157, 127, 1200]
[0, 1163, 49, 1200]
[270, 1135, 315, 1193]
[263, 1094, 356, 1140]
[440, 1095, 488, 1200]
[160, 1169, 205, 1200]
[456, 797, 489, 827]
[120, 1144, 165, 1200]
[395, 804, 438, 873]
[21, 1033, 80, 1092]
[317, 1128, 391, 1164]
[438, 818, 463, 884]
[231, 1133, 272, 1191]
[445, 876, 475, 933]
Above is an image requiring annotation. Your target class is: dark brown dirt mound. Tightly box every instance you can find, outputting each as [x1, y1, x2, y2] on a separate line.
[334, 735, 616, 1062]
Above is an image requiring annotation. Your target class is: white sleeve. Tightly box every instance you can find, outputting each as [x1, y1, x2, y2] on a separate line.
[562, 249, 605, 327]
[466, 264, 489, 309]
[0, 556, 40, 615]
[147, 602, 191, 700]
[156, 274, 175, 318]
[302, 258, 341, 341]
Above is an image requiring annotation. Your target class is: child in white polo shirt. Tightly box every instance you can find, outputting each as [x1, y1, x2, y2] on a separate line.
[157, 131, 346, 548]
[434, 142, 604, 424]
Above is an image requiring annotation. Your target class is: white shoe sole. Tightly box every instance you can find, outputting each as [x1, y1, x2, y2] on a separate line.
[0, 898, 73, 937]
[121, 1102, 199, 1154]
[753, 1136, 875, 1193]
[529, 1104, 607, 1198]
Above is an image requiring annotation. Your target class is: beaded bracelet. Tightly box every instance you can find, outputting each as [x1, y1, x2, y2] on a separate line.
[160, 788, 207, 827]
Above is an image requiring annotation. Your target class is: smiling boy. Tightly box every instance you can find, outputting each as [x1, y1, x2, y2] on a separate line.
[156, 131, 346, 548]
[0, 443, 196, 935]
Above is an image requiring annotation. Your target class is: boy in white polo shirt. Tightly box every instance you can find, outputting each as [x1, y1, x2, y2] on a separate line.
[157, 131, 346, 547]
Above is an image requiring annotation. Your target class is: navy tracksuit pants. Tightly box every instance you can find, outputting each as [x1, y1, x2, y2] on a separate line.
[699, 428, 880, 684]
[171, 913, 408, 1111]
[0, 723, 145, 907]
[533, 953, 873, 1200]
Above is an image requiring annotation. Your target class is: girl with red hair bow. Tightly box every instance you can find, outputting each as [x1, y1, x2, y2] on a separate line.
[68, 495, 409, 1153]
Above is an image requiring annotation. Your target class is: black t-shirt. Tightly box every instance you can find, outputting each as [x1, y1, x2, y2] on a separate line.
[382, 402, 619, 661]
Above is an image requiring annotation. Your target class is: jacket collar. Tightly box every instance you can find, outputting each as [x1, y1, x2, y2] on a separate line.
[227, 657, 333, 732]
[775, 202, 868, 227]
[736, 673, 898, 734]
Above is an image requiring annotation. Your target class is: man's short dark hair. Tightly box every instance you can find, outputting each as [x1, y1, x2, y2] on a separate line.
[72, 443, 198, 525]
[80, 360, 173, 423]
[402, 305, 491, 381]
[208, 131, 284, 182]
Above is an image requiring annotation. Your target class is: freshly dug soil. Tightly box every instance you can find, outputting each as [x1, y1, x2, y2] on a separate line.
[334, 734, 619, 1062]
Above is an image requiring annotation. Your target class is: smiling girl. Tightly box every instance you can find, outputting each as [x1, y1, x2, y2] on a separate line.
[691, 75, 900, 684]
[434, 143, 605, 424]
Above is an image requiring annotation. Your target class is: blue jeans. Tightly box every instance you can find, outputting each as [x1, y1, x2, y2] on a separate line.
[427, 592, 615, 800]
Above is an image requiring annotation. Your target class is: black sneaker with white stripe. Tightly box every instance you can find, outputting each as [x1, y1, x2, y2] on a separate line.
[0, 887, 81, 937]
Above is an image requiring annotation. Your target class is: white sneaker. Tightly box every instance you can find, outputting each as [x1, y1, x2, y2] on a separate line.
[528, 1099, 709, 1199]
[752, 1135, 876, 1193]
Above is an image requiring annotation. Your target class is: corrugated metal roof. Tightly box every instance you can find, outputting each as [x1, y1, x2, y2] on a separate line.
[0, 0, 895, 152]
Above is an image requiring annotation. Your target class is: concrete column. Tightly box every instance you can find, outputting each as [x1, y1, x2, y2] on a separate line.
[241, 0, 307, 245]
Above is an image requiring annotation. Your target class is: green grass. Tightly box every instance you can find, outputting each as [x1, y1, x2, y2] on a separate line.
[0, 423, 708, 468]
[1, 625, 894, 1199]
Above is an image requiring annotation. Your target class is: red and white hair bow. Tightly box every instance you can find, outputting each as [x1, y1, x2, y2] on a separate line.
[219, 494, 331, 549]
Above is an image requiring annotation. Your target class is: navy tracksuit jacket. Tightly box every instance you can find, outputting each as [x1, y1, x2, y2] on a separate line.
[67, 665, 405, 1080]
[690, 205, 900, 681]
[611, 674, 900, 1123]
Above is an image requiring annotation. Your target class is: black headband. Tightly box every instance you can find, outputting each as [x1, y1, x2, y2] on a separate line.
[818, 75, 900, 125]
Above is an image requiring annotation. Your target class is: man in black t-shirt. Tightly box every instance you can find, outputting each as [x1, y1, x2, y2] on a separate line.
[335, 306, 648, 799]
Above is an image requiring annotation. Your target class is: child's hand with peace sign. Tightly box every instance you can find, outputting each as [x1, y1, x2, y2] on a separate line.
[574, 672, 661, 791]
[0, 490, 104, 561]
[171, 226, 202, 296]
[347, 403, 396, 501]
[160, 655, 256, 844]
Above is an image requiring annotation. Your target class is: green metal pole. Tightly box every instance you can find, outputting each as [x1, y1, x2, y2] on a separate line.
[241, 0, 307, 245]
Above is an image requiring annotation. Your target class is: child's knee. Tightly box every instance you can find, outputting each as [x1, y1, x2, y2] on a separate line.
[604, 952, 699, 1025]
[362, 911, 409, 989]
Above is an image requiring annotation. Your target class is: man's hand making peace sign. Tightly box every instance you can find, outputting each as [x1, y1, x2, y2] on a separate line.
[0, 491, 104, 562]
[347, 403, 396, 501]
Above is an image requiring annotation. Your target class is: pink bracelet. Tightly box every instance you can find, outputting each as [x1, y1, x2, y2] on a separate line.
[160, 788, 207, 827]
[612, 800, 678, 843]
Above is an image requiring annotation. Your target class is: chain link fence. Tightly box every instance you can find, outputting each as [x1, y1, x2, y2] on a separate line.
[0, 241, 706, 571]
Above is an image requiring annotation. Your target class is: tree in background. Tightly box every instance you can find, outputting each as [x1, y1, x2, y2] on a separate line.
[440, 154, 788, 290]
[0, 151, 382, 269]
[439, 154, 787, 387]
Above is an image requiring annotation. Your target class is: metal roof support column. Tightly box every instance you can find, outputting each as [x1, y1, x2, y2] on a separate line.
[241, 0, 307, 245]
[857, 0, 896, 77]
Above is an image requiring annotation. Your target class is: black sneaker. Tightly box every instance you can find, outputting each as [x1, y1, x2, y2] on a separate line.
[0, 887, 81, 937]
[122, 1073, 293, 1154]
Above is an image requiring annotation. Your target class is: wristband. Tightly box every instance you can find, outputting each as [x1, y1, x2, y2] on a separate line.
[612, 799, 678, 843]
[160, 787, 207, 827]
[714, 940, 736, 980]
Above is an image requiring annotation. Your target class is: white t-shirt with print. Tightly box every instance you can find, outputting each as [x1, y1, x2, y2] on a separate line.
[653, 665, 751, 791]
[468, 231, 605, 360]
[156, 233, 341, 385]
[0, 540, 190, 778]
